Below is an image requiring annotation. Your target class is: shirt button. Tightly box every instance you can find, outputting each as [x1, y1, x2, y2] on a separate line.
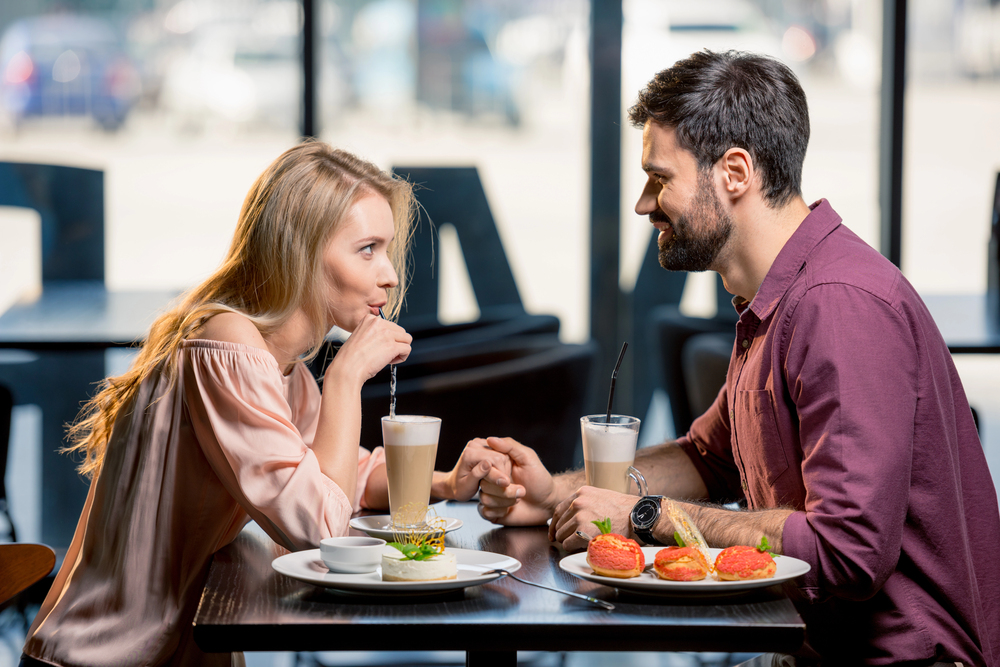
[741, 479, 747, 490]
[730, 409, 735, 420]
[741, 338, 750, 349]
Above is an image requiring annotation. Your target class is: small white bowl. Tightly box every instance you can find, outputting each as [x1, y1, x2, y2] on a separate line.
[319, 536, 387, 574]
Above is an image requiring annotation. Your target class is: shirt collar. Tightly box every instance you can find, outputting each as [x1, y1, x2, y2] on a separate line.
[738, 198, 842, 321]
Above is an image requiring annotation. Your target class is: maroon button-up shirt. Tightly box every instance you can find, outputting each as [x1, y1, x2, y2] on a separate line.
[678, 200, 1000, 665]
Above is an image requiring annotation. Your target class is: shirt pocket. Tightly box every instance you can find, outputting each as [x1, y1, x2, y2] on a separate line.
[735, 389, 789, 487]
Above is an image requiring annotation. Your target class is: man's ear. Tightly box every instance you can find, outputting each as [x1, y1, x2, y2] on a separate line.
[719, 148, 753, 200]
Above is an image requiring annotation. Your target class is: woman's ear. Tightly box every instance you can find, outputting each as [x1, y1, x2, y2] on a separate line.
[719, 148, 753, 200]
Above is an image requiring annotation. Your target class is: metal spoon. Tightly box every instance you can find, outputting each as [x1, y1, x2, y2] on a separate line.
[481, 568, 614, 611]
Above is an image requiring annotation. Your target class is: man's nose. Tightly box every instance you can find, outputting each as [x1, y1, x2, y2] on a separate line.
[635, 178, 660, 215]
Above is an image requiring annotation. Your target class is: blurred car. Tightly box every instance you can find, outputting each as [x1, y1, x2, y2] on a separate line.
[0, 14, 141, 131]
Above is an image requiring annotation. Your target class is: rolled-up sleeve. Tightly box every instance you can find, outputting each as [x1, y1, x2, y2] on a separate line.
[780, 283, 917, 601]
[182, 341, 379, 550]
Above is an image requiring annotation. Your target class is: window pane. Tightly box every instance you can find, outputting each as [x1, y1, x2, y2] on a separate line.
[319, 0, 592, 340]
[0, 0, 301, 310]
[903, 0, 1000, 294]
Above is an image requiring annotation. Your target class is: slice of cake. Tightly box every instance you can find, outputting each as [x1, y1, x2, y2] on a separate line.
[381, 550, 458, 581]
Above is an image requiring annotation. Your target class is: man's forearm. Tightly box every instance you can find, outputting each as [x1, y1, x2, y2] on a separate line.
[634, 441, 710, 501]
[654, 501, 794, 552]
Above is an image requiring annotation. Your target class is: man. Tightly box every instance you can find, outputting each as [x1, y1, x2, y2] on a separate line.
[475, 51, 1000, 666]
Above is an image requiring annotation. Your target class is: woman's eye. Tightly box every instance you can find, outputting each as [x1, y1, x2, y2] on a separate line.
[361, 244, 375, 255]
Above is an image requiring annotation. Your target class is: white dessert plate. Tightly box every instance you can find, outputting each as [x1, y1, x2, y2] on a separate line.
[272, 547, 520, 593]
[349, 515, 463, 541]
[559, 547, 810, 594]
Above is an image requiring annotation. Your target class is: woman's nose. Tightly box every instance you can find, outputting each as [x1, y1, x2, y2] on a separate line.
[380, 260, 399, 289]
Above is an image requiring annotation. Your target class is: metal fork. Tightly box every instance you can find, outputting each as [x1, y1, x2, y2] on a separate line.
[481, 568, 615, 611]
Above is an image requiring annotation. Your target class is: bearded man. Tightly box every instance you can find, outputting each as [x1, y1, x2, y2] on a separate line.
[473, 50, 1000, 666]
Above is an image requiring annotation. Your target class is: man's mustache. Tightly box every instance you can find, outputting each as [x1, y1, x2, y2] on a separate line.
[649, 209, 670, 225]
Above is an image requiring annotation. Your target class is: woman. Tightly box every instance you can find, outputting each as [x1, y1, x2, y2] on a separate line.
[21, 142, 507, 667]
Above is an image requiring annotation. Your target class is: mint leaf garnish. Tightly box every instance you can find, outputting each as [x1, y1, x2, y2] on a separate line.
[756, 536, 779, 557]
[387, 542, 440, 561]
[592, 517, 613, 535]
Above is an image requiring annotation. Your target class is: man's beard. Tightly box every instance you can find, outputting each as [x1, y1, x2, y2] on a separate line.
[656, 171, 733, 272]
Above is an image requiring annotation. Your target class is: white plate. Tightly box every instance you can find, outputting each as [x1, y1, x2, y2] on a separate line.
[560, 547, 810, 594]
[349, 515, 463, 541]
[272, 547, 520, 593]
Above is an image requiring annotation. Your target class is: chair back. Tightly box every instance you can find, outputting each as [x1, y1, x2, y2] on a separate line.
[0, 543, 56, 609]
[650, 305, 736, 438]
[391, 166, 525, 330]
[360, 336, 598, 472]
[0, 161, 104, 284]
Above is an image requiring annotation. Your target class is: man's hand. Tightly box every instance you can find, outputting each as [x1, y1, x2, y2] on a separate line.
[549, 486, 638, 552]
[476, 436, 559, 526]
[434, 439, 513, 502]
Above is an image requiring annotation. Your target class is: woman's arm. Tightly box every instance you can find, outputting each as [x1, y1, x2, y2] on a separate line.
[313, 315, 411, 503]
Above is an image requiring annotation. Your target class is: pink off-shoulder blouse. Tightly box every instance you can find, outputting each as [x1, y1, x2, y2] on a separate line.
[23, 340, 384, 667]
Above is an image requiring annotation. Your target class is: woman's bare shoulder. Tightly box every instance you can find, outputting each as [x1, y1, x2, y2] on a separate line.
[189, 311, 268, 351]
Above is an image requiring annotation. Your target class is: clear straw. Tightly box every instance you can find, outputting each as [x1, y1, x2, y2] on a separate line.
[378, 308, 397, 419]
[605, 342, 628, 424]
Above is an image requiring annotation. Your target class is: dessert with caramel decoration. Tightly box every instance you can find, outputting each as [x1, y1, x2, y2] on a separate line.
[382, 509, 457, 582]
[652, 546, 711, 581]
[714, 544, 777, 581]
[586, 518, 645, 578]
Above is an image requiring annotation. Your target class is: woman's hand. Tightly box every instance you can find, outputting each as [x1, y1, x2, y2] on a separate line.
[433, 439, 514, 501]
[325, 314, 411, 388]
[476, 437, 567, 526]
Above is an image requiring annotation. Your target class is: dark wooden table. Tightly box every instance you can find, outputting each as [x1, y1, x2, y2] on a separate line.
[193, 501, 805, 664]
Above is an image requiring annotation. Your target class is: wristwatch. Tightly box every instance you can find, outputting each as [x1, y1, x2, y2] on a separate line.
[630, 495, 665, 545]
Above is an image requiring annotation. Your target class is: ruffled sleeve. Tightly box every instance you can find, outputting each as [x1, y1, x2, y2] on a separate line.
[181, 340, 381, 550]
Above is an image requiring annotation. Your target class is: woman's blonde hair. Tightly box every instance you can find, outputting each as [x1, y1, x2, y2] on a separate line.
[65, 141, 415, 476]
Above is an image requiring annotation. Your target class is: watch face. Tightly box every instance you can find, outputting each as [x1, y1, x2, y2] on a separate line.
[632, 498, 660, 529]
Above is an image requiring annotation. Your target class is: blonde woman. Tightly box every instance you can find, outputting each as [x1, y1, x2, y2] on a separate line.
[20, 142, 509, 667]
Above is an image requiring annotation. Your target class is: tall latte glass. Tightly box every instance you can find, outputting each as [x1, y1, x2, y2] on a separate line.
[381, 415, 441, 529]
[581, 415, 645, 495]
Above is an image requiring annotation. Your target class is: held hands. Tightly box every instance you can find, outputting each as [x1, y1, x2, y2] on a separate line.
[549, 486, 638, 552]
[326, 314, 412, 386]
[441, 439, 514, 502]
[476, 437, 559, 526]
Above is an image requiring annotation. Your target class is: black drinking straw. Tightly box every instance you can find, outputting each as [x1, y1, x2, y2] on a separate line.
[605, 342, 629, 424]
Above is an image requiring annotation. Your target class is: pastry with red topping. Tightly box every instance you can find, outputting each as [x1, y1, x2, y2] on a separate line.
[714, 540, 777, 581]
[586, 518, 645, 578]
[652, 545, 711, 581]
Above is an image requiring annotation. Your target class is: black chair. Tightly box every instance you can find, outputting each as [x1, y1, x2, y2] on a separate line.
[650, 300, 737, 439]
[0, 161, 107, 547]
[391, 165, 527, 330]
[628, 230, 688, 422]
[681, 331, 734, 423]
[0, 161, 104, 285]
[357, 336, 599, 473]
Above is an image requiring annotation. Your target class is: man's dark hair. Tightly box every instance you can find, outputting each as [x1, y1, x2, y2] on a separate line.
[628, 50, 809, 208]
